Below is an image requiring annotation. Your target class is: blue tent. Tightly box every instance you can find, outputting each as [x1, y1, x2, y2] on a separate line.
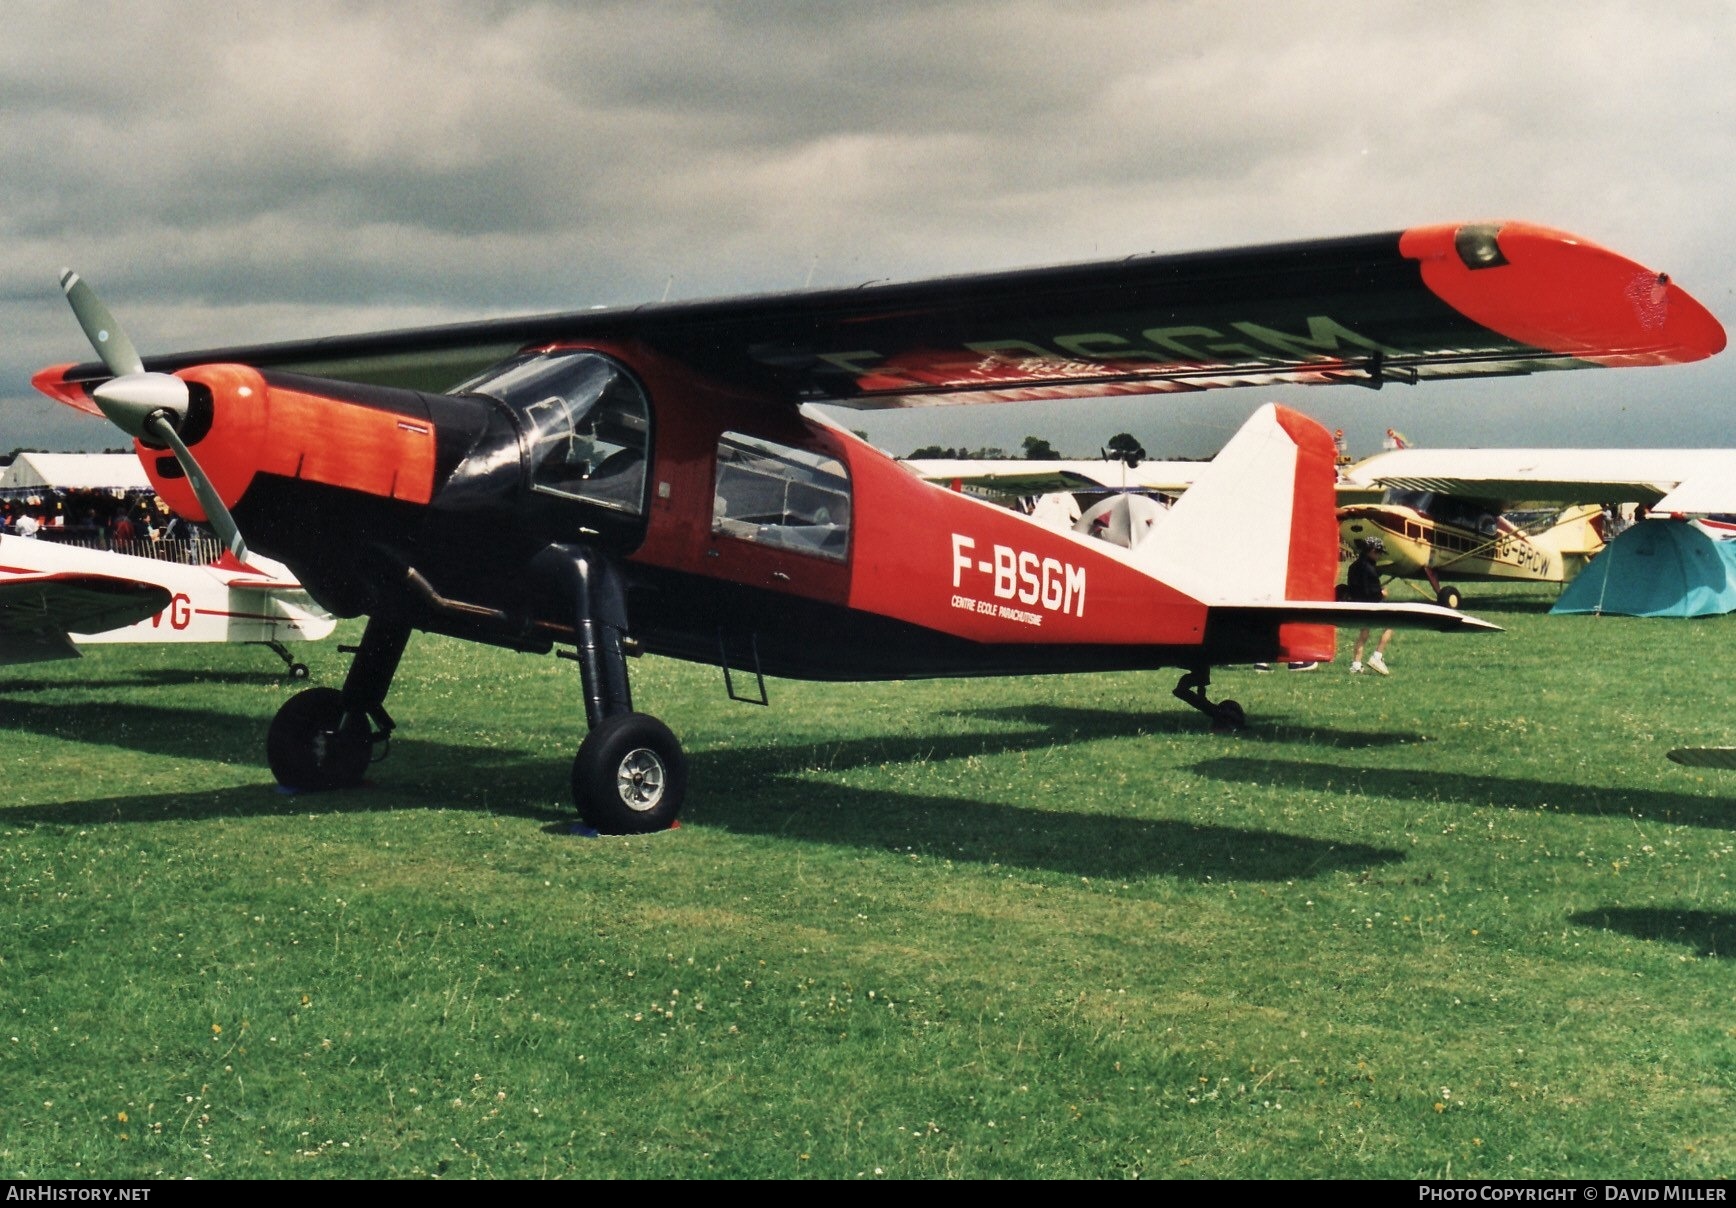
[1552, 520, 1736, 617]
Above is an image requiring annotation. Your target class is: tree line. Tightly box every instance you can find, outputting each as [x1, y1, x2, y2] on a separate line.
[906, 433, 1152, 464]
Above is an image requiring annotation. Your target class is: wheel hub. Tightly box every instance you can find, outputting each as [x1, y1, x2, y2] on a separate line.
[616, 747, 667, 811]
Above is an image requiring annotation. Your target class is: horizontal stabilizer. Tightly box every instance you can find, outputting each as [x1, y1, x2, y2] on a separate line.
[1218, 600, 1500, 634]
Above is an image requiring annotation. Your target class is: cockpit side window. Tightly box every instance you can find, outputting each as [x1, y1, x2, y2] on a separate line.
[457, 351, 650, 515]
[712, 433, 851, 561]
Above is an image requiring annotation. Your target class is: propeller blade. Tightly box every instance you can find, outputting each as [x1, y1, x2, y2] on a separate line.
[59, 268, 144, 378]
[59, 269, 254, 566]
[144, 413, 250, 564]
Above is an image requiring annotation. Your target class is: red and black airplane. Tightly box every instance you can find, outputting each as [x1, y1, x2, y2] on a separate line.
[32, 221, 1725, 831]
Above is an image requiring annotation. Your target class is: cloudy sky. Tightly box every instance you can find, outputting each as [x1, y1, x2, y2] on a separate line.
[4, 0, 1733, 459]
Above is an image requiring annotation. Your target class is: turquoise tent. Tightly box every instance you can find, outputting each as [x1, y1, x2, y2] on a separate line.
[1552, 520, 1736, 617]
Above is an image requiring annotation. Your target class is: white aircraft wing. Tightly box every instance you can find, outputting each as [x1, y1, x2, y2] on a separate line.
[902, 458, 1204, 494]
[0, 537, 335, 663]
[1342, 448, 1736, 513]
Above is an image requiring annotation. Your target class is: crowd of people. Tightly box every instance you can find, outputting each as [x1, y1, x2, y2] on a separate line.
[0, 489, 212, 560]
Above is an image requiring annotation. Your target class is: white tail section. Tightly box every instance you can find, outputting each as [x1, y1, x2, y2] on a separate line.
[1132, 403, 1337, 605]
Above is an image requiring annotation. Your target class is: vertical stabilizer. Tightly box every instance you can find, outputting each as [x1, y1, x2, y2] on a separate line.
[1132, 403, 1340, 607]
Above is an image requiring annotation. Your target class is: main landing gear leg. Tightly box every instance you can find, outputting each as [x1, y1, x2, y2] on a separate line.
[266, 615, 409, 791]
[536, 544, 687, 834]
[1173, 668, 1247, 732]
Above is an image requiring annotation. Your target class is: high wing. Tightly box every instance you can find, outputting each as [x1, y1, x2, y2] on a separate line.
[0, 570, 171, 665]
[900, 458, 1204, 494]
[34, 221, 1725, 412]
[1342, 448, 1736, 514]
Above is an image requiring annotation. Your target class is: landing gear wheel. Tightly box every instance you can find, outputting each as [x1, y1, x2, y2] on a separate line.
[572, 712, 687, 834]
[1213, 699, 1247, 731]
[267, 687, 371, 791]
[288, 662, 310, 681]
[1437, 586, 1463, 610]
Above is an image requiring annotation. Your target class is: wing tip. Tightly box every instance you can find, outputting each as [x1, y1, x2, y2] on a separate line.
[30, 363, 107, 418]
[1401, 220, 1727, 365]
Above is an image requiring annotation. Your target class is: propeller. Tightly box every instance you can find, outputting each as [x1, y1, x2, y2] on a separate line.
[58, 269, 251, 563]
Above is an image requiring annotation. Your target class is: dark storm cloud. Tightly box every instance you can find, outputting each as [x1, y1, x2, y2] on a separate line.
[3, 0, 1734, 454]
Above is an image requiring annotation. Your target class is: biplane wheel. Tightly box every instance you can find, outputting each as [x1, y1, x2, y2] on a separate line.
[267, 687, 372, 791]
[288, 662, 310, 681]
[572, 712, 688, 834]
[1437, 586, 1463, 610]
[1213, 700, 1247, 731]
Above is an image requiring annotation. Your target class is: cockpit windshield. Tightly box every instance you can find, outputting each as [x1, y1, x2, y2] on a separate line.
[456, 351, 650, 514]
[1383, 488, 1434, 512]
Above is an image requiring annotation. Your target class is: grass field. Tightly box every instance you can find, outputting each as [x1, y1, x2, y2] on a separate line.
[2, 583, 1732, 1179]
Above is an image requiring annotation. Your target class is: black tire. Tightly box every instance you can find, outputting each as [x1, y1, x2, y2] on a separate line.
[267, 687, 371, 791]
[572, 712, 687, 834]
[288, 662, 310, 681]
[1437, 586, 1463, 610]
[1213, 699, 1247, 730]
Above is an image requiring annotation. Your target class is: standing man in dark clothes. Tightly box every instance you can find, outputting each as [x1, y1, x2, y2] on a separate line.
[1346, 537, 1392, 675]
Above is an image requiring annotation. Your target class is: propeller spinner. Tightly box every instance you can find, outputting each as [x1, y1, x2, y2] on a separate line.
[58, 269, 251, 563]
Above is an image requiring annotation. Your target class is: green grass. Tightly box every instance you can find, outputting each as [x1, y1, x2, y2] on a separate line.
[2, 583, 1732, 1178]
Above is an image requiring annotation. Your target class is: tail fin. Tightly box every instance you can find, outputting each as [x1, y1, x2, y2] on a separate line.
[1132, 403, 1496, 660]
[1132, 402, 1338, 606]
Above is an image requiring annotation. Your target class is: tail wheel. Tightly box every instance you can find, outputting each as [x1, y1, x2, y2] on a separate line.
[572, 712, 688, 834]
[1437, 585, 1463, 610]
[267, 687, 371, 791]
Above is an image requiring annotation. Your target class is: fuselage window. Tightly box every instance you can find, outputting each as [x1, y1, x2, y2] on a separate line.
[456, 351, 650, 514]
[712, 433, 851, 561]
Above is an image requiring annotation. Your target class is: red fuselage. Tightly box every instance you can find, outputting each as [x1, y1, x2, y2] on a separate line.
[40, 341, 1331, 681]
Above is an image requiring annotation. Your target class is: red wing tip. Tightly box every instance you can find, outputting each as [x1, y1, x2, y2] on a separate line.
[31, 364, 106, 417]
[1400, 221, 1727, 364]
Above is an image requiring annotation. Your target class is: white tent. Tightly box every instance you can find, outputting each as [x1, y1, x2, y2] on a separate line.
[0, 453, 151, 493]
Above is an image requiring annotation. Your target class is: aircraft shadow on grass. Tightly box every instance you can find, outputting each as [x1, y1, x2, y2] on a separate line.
[9, 758, 1405, 884]
[0, 696, 501, 772]
[965, 703, 1427, 750]
[0, 697, 275, 762]
[681, 771, 1406, 882]
[1568, 908, 1734, 959]
[1190, 756, 1736, 831]
[672, 718, 1407, 880]
[2, 667, 320, 694]
[3, 703, 1406, 882]
[687, 705, 1422, 798]
[0, 769, 569, 831]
